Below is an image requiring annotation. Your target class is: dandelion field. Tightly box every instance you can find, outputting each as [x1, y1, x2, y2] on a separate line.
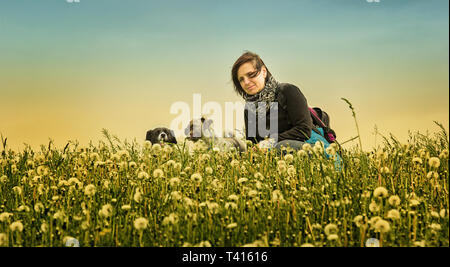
[0, 126, 448, 247]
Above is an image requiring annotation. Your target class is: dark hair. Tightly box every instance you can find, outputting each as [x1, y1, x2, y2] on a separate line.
[231, 51, 272, 97]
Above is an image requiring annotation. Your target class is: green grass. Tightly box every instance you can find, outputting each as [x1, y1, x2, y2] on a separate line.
[0, 128, 448, 247]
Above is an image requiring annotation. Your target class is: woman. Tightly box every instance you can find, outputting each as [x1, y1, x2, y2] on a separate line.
[231, 51, 313, 151]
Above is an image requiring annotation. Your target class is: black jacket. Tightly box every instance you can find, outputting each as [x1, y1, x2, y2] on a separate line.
[244, 83, 313, 144]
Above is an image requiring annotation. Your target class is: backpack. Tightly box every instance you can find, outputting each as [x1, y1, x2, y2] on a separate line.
[308, 107, 337, 144]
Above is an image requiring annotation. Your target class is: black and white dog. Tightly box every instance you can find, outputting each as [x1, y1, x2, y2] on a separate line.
[184, 117, 247, 152]
[145, 127, 177, 144]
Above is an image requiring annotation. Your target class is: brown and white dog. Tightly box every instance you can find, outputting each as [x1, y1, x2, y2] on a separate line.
[184, 117, 247, 153]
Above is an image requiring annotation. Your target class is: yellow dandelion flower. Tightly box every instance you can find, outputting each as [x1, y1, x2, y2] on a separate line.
[226, 223, 238, 229]
[412, 157, 422, 164]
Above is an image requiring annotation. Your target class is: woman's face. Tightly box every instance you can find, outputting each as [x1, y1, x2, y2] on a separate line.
[237, 62, 267, 95]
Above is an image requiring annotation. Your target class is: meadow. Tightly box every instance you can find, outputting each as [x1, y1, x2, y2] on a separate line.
[0, 124, 448, 247]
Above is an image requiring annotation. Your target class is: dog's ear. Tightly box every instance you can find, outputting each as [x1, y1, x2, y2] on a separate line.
[146, 129, 154, 141]
[169, 130, 177, 144]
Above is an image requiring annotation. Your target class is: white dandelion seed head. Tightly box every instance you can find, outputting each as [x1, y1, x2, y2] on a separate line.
[324, 223, 338, 236]
[325, 146, 336, 156]
[439, 149, 449, 159]
[440, 209, 449, 218]
[297, 150, 308, 157]
[190, 173, 203, 183]
[84, 184, 96, 197]
[153, 169, 164, 178]
[205, 166, 213, 175]
[0, 233, 8, 246]
[170, 191, 182, 201]
[133, 189, 143, 203]
[327, 234, 339, 241]
[226, 223, 238, 229]
[225, 202, 238, 210]
[0, 212, 13, 222]
[121, 204, 131, 211]
[426, 171, 439, 179]
[134, 217, 149, 231]
[429, 223, 441, 231]
[9, 221, 24, 232]
[387, 209, 401, 220]
[388, 195, 401, 206]
[284, 154, 294, 163]
[138, 171, 150, 180]
[380, 166, 390, 174]
[12, 186, 23, 195]
[353, 215, 366, 228]
[373, 187, 389, 198]
[428, 157, 440, 168]
[99, 204, 113, 218]
[230, 160, 240, 168]
[369, 201, 380, 213]
[374, 219, 391, 233]
[238, 177, 248, 184]
[409, 199, 420, 207]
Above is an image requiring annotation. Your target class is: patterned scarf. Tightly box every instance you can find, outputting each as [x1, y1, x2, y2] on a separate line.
[243, 76, 279, 115]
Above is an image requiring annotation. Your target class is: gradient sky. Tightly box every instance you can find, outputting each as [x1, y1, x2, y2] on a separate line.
[0, 0, 448, 151]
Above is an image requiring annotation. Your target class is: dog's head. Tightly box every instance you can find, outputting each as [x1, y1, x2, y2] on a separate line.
[184, 117, 214, 141]
[146, 127, 177, 144]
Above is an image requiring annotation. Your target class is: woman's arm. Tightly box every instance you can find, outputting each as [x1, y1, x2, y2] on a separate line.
[278, 84, 313, 142]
